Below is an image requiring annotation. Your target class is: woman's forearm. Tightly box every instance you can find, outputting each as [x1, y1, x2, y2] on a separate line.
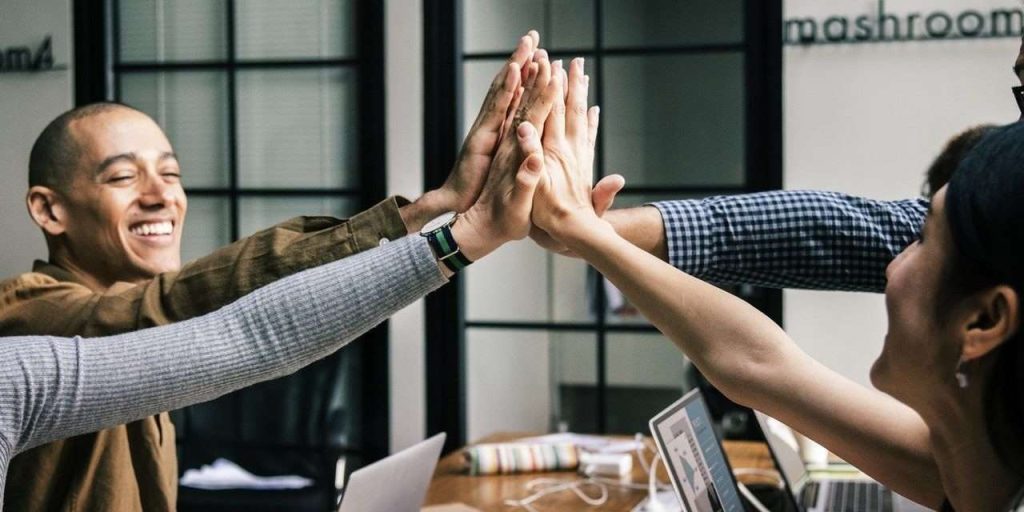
[566, 220, 791, 397]
[562, 219, 944, 507]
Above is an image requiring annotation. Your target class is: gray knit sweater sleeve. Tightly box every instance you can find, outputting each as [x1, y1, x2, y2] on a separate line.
[0, 235, 445, 499]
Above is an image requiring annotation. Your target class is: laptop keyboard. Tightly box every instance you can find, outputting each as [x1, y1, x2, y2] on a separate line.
[819, 480, 893, 512]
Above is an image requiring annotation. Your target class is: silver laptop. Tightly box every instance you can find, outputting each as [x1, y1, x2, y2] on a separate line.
[337, 432, 446, 512]
[649, 389, 745, 512]
[753, 411, 928, 512]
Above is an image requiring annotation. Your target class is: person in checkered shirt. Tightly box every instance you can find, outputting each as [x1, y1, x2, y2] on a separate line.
[546, 37, 1024, 293]
[532, 125, 994, 294]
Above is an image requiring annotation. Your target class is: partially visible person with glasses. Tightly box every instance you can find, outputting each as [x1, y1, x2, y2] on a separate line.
[1012, 36, 1024, 118]
[1011, 83, 1024, 118]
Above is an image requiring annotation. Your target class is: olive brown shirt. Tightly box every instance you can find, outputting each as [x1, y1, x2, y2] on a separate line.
[0, 198, 407, 511]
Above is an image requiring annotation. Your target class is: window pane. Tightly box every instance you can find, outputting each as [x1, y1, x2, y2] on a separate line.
[466, 329, 579, 440]
[235, 0, 356, 60]
[181, 197, 231, 263]
[603, 53, 745, 187]
[119, 0, 227, 62]
[460, 60, 504, 140]
[238, 197, 358, 237]
[604, 194, 708, 327]
[236, 68, 359, 189]
[463, 0, 594, 53]
[120, 71, 231, 189]
[602, 0, 743, 48]
[605, 333, 689, 434]
[550, 332, 598, 433]
[465, 240, 592, 323]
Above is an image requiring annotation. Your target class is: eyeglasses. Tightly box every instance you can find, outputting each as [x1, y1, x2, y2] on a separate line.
[1014, 86, 1024, 119]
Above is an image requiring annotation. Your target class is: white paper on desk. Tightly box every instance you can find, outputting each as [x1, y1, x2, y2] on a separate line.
[180, 458, 313, 490]
[421, 504, 481, 512]
[515, 433, 643, 454]
[631, 491, 683, 512]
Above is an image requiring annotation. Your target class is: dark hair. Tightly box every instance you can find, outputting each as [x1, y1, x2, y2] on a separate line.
[28, 102, 140, 191]
[922, 124, 999, 198]
[941, 121, 1024, 475]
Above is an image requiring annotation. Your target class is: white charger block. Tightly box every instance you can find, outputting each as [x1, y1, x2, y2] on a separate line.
[578, 451, 632, 477]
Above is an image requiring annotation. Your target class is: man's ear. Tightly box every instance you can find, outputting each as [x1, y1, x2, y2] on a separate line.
[26, 186, 68, 236]
[961, 285, 1020, 361]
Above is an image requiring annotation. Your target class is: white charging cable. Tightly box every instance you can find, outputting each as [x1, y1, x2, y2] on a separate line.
[732, 467, 782, 512]
[503, 478, 608, 512]
[646, 452, 669, 512]
[732, 468, 785, 489]
[737, 482, 771, 512]
[506, 434, 780, 511]
[506, 434, 677, 511]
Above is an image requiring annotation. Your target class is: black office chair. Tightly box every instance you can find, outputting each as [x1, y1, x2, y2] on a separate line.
[174, 344, 364, 512]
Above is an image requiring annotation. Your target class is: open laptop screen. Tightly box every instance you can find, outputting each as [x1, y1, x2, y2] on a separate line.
[649, 389, 744, 512]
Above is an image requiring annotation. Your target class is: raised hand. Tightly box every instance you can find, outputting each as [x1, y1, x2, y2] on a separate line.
[529, 174, 624, 256]
[451, 53, 561, 262]
[531, 57, 608, 242]
[436, 31, 539, 213]
[401, 31, 540, 233]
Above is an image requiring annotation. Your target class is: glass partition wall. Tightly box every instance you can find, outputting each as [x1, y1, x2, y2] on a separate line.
[106, 0, 389, 484]
[115, 0, 372, 257]
[426, 0, 782, 449]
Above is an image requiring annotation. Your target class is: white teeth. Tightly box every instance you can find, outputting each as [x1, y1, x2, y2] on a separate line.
[130, 221, 173, 236]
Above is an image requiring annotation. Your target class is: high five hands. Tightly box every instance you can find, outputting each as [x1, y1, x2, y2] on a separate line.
[440, 32, 624, 267]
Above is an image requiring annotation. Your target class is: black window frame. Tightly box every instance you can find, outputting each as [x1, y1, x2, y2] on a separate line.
[74, 0, 391, 468]
[423, 0, 783, 452]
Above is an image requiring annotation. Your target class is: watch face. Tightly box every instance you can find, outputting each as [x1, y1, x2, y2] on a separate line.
[421, 211, 457, 234]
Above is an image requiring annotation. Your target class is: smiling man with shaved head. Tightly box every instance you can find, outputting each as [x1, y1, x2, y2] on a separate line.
[27, 103, 187, 290]
[0, 31, 547, 511]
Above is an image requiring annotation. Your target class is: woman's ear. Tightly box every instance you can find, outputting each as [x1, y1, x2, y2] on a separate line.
[962, 285, 1020, 361]
[26, 186, 68, 237]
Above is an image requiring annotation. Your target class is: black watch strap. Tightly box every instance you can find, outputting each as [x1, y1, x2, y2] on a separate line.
[425, 224, 473, 273]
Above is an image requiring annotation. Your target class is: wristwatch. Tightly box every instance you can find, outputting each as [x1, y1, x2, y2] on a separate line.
[420, 211, 473, 273]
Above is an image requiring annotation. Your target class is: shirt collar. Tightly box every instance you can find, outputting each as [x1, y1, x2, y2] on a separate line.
[31, 260, 89, 286]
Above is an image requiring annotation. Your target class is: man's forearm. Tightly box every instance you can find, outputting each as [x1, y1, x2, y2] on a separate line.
[12, 236, 447, 455]
[0, 198, 412, 338]
[645, 191, 927, 292]
[399, 190, 452, 234]
[604, 206, 669, 261]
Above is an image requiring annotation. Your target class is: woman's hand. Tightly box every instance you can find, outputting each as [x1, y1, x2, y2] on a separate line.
[531, 58, 612, 245]
[529, 174, 624, 257]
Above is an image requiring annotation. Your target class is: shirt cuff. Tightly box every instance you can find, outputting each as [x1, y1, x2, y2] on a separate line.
[649, 200, 713, 277]
[346, 196, 411, 252]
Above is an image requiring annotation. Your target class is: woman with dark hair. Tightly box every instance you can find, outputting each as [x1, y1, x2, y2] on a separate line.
[528, 56, 1024, 510]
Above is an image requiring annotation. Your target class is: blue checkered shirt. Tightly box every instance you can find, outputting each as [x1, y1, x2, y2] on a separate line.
[651, 190, 928, 293]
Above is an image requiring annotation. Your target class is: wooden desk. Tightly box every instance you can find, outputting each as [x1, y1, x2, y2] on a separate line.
[424, 433, 776, 511]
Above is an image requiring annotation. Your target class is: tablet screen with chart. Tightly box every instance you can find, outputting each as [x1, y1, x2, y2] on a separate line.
[649, 390, 744, 512]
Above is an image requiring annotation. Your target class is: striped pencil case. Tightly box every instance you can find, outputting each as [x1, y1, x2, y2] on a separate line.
[463, 442, 579, 475]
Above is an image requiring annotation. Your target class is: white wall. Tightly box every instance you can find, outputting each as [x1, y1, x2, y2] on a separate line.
[783, 0, 1021, 386]
[385, 0, 427, 452]
[0, 0, 72, 277]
